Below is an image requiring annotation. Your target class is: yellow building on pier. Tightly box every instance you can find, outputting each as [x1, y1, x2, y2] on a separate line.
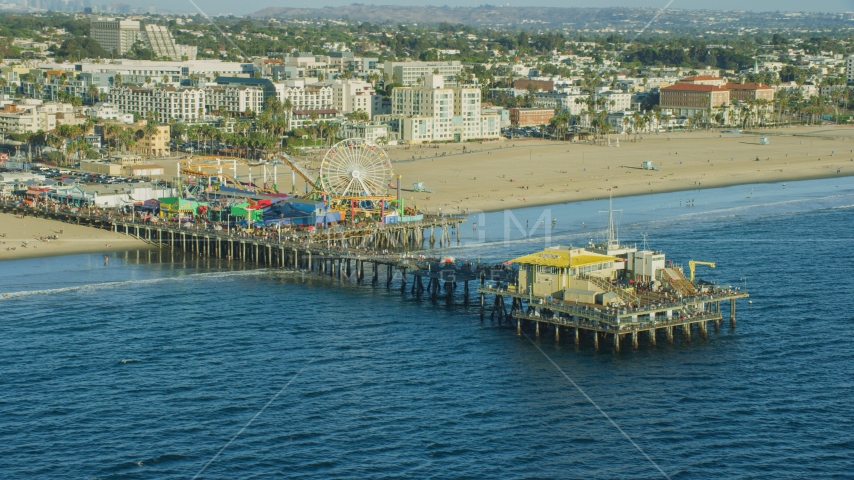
[512, 246, 617, 298]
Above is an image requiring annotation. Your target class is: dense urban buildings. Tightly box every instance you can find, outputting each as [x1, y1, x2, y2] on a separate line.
[0, 8, 849, 153]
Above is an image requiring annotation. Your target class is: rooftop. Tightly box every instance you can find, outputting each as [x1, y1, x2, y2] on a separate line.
[510, 246, 616, 269]
[724, 82, 774, 90]
[679, 75, 721, 81]
[661, 84, 727, 92]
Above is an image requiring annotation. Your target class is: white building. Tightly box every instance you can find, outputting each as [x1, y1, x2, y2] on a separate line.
[90, 18, 141, 55]
[595, 90, 632, 113]
[85, 102, 135, 124]
[47, 60, 256, 86]
[109, 85, 206, 123]
[205, 85, 264, 116]
[328, 78, 375, 117]
[0, 102, 71, 135]
[384, 61, 464, 87]
[532, 92, 589, 115]
[847, 55, 854, 83]
[277, 79, 333, 111]
[142, 24, 179, 60]
[339, 122, 389, 143]
[391, 74, 499, 143]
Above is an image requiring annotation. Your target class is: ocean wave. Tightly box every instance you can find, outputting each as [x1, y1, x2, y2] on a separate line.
[0, 269, 273, 300]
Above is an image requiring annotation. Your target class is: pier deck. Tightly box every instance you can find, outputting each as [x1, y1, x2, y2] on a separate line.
[477, 285, 748, 350]
[2, 202, 748, 352]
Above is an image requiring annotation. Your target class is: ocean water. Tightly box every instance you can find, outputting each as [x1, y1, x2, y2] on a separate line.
[1, 177, 853, 479]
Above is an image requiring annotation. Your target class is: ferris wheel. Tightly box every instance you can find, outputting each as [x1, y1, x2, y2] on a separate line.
[320, 138, 393, 197]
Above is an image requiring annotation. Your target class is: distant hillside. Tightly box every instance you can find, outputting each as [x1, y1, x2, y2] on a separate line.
[250, 5, 848, 30]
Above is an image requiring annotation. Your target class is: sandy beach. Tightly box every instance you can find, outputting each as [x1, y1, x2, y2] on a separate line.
[154, 125, 854, 214]
[3, 125, 853, 261]
[389, 125, 854, 214]
[0, 212, 152, 260]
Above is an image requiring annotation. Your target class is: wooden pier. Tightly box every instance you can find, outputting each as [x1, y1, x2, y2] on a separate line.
[1, 202, 479, 296]
[2, 202, 748, 352]
[477, 284, 748, 351]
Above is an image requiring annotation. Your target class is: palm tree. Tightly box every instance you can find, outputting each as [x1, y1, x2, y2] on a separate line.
[117, 128, 135, 152]
[325, 123, 339, 145]
[143, 121, 158, 138]
[316, 120, 328, 144]
[631, 112, 641, 142]
[87, 85, 99, 105]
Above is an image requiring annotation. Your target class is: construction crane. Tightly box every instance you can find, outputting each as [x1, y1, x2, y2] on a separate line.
[688, 260, 716, 282]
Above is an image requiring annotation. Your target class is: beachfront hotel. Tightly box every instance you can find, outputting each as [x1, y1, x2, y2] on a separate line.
[388, 74, 500, 143]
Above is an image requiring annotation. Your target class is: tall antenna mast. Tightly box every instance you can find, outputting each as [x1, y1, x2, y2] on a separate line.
[642, 232, 648, 251]
[599, 189, 621, 249]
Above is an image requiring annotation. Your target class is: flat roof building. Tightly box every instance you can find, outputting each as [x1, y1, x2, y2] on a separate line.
[90, 17, 141, 56]
[384, 61, 464, 87]
[509, 107, 555, 127]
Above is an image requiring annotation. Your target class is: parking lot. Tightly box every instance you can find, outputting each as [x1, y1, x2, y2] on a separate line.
[34, 167, 150, 185]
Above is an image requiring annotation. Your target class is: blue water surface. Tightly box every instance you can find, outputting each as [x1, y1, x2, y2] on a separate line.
[1, 177, 853, 479]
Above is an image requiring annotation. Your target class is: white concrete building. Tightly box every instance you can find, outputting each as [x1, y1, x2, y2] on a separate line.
[339, 122, 389, 143]
[595, 90, 632, 113]
[205, 86, 264, 116]
[0, 102, 71, 135]
[85, 102, 135, 124]
[90, 18, 141, 55]
[277, 80, 334, 127]
[532, 92, 588, 115]
[109, 85, 206, 123]
[391, 75, 499, 143]
[328, 79, 375, 117]
[46, 60, 256, 86]
[142, 24, 179, 60]
[847, 55, 854, 83]
[384, 61, 464, 87]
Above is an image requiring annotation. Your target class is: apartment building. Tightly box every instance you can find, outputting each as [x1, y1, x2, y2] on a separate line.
[85, 102, 135, 124]
[205, 85, 265, 116]
[90, 17, 141, 55]
[142, 24, 179, 60]
[328, 79, 375, 117]
[339, 122, 389, 143]
[136, 125, 170, 157]
[109, 85, 206, 123]
[278, 79, 334, 128]
[384, 61, 464, 87]
[532, 92, 587, 115]
[391, 75, 499, 143]
[595, 90, 632, 113]
[0, 102, 63, 135]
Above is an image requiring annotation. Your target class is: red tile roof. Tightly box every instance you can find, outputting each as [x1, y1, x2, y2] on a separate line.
[661, 84, 727, 92]
[725, 82, 773, 90]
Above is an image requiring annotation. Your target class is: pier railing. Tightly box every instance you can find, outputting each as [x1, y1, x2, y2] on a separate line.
[479, 284, 748, 328]
[0, 199, 464, 270]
